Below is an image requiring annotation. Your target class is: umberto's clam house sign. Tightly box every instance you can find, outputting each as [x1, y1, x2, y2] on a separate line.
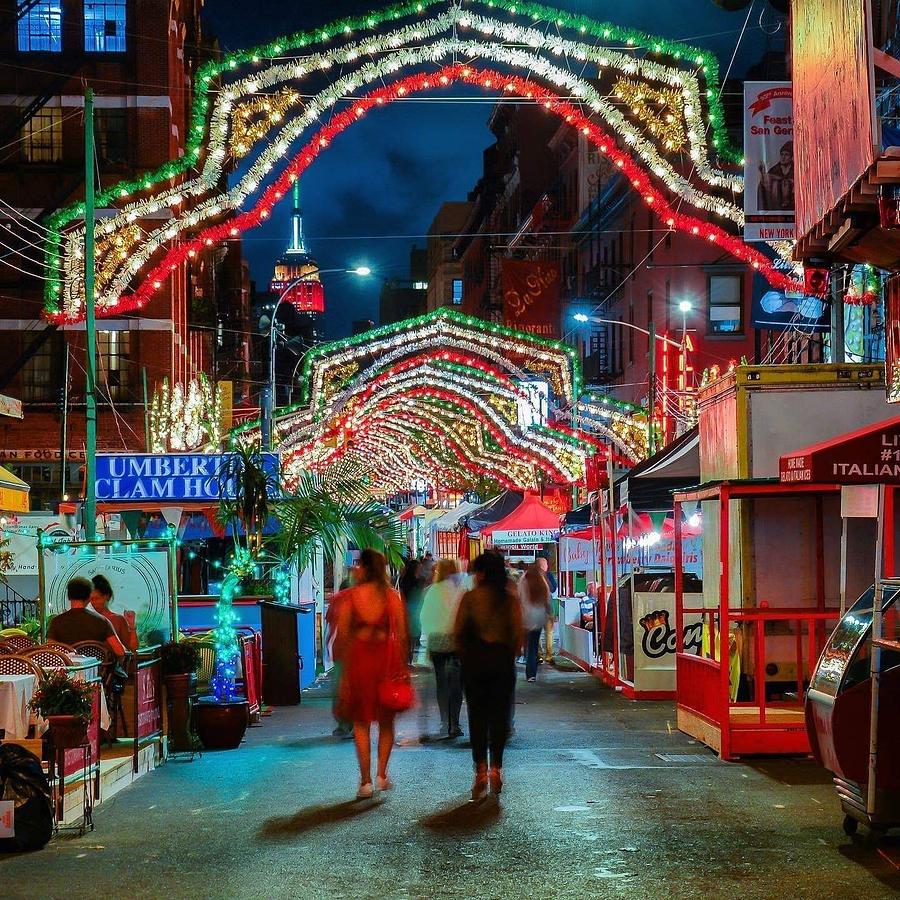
[779, 418, 900, 485]
[96, 453, 279, 501]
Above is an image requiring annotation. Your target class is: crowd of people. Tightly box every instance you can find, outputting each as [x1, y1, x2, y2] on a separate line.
[327, 549, 558, 802]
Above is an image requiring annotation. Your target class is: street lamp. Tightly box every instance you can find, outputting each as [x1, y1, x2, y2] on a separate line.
[677, 300, 692, 345]
[263, 267, 372, 450]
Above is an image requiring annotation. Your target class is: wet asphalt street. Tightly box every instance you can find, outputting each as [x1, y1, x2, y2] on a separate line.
[2, 663, 899, 899]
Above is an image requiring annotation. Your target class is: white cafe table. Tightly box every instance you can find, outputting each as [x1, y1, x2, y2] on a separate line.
[0, 673, 38, 740]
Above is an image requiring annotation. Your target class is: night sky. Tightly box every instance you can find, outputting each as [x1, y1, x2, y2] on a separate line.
[202, 0, 783, 339]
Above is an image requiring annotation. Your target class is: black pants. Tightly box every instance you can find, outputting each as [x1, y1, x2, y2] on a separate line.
[431, 651, 463, 733]
[462, 641, 516, 769]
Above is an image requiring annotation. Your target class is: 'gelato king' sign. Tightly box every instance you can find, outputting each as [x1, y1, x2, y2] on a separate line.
[96, 453, 279, 502]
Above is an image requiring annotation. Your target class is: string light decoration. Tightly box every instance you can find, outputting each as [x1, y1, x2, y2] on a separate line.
[148, 375, 224, 452]
[230, 87, 303, 157]
[843, 265, 881, 306]
[39, 1, 796, 321]
[231, 308, 648, 497]
[613, 77, 685, 151]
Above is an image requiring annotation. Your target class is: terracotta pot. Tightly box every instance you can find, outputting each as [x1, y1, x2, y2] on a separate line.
[47, 715, 89, 749]
[164, 674, 198, 753]
[195, 699, 249, 750]
[164, 672, 197, 700]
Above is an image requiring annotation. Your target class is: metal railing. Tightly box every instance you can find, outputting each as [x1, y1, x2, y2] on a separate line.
[0, 581, 37, 628]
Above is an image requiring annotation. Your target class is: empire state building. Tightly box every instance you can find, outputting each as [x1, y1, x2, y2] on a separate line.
[270, 182, 324, 345]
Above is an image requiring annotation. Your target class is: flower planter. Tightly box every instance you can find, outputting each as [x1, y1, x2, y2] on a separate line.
[195, 699, 249, 750]
[164, 673, 199, 753]
[47, 715, 89, 749]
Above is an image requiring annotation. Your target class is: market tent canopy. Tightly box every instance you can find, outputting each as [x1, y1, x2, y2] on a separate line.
[429, 501, 484, 534]
[464, 491, 524, 535]
[617, 426, 699, 509]
[481, 493, 561, 545]
[780, 416, 900, 484]
[0, 465, 29, 513]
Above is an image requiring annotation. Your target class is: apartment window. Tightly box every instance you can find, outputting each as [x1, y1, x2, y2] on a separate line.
[21, 107, 62, 162]
[451, 278, 463, 305]
[84, 0, 126, 52]
[20, 338, 55, 402]
[95, 108, 128, 166]
[98, 330, 130, 400]
[707, 274, 744, 334]
[17, 0, 62, 52]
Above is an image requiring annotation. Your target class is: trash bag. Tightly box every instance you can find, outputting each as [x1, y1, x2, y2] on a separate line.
[0, 744, 53, 853]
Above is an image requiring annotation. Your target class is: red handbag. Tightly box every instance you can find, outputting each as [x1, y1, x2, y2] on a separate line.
[378, 614, 415, 713]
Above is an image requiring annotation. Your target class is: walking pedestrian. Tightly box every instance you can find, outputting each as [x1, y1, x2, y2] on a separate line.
[399, 557, 425, 664]
[520, 562, 552, 682]
[536, 556, 558, 663]
[419, 558, 464, 739]
[335, 549, 410, 799]
[454, 551, 523, 800]
[325, 572, 356, 740]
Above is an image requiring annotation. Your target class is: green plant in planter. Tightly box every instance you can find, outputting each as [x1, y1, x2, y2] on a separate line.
[29, 671, 94, 721]
[160, 640, 202, 677]
[13, 616, 41, 639]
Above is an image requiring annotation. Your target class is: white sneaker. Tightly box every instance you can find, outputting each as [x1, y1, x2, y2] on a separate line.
[376, 775, 394, 792]
[356, 781, 374, 799]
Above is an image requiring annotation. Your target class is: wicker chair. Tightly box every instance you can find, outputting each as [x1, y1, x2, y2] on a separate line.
[184, 637, 217, 694]
[0, 655, 43, 678]
[72, 641, 114, 666]
[43, 641, 77, 656]
[22, 648, 73, 670]
[0, 640, 15, 655]
[2, 635, 37, 653]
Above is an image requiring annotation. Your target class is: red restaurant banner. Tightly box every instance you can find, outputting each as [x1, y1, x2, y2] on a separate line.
[501, 258, 560, 338]
[780, 418, 900, 484]
[793, 0, 877, 240]
[137, 662, 162, 739]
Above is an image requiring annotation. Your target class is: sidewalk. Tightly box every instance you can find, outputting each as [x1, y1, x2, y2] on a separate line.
[1, 665, 898, 899]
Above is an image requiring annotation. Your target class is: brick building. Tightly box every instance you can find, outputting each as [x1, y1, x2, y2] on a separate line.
[426, 201, 472, 312]
[0, 0, 248, 508]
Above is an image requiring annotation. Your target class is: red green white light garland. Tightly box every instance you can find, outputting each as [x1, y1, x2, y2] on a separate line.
[42, 2, 800, 321]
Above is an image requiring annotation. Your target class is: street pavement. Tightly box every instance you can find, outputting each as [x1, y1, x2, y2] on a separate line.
[2, 663, 899, 899]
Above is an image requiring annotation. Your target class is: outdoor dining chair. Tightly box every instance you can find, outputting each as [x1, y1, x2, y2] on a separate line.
[43, 641, 77, 656]
[72, 641, 114, 666]
[0, 655, 43, 678]
[1, 635, 37, 653]
[22, 648, 73, 669]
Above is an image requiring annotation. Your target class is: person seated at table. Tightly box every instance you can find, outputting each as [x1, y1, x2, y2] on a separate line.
[89, 574, 138, 652]
[48, 577, 126, 661]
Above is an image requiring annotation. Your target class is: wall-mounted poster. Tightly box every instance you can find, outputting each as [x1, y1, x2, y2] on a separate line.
[744, 81, 795, 242]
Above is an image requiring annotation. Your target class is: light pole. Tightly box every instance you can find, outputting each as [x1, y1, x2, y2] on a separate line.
[262, 266, 372, 450]
[572, 313, 681, 456]
[678, 300, 692, 346]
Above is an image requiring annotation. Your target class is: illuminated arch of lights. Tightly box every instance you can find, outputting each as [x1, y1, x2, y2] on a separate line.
[232, 308, 648, 495]
[42, 0, 801, 323]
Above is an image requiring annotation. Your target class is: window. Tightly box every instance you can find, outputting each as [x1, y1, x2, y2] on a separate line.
[451, 278, 463, 305]
[95, 108, 128, 166]
[17, 0, 62, 52]
[20, 337, 55, 402]
[707, 274, 744, 334]
[84, 0, 126, 52]
[21, 107, 62, 162]
[98, 330, 131, 400]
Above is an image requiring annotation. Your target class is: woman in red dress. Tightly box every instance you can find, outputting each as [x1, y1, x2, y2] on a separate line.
[335, 549, 409, 798]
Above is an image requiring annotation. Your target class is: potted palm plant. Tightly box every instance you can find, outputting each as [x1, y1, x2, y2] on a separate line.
[29, 671, 94, 749]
